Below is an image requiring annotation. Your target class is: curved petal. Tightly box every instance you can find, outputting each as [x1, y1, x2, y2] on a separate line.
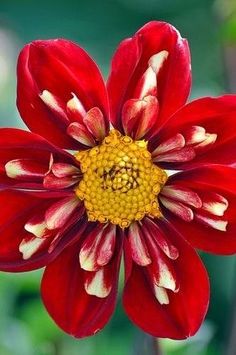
[151, 96, 236, 169]
[17, 39, 109, 149]
[0, 128, 77, 190]
[161, 165, 236, 254]
[107, 21, 191, 133]
[123, 218, 209, 339]
[41, 229, 123, 338]
[0, 189, 85, 272]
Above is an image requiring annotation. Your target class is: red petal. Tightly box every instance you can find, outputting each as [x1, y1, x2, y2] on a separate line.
[164, 166, 236, 254]
[79, 224, 116, 272]
[17, 39, 109, 149]
[0, 128, 76, 190]
[45, 196, 80, 230]
[152, 133, 185, 155]
[5, 159, 47, 180]
[41, 233, 123, 338]
[122, 95, 159, 139]
[161, 185, 202, 208]
[153, 95, 236, 169]
[127, 223, 151, 266]
[67, 122, 96, 147]
[83, 107, 106, 142]
[43, 173, 80, 189]
[123, 219, 209, 339]
[160, 196, 194, 222]
[107, 21, 191, 132]
[51, 163, 80, 178]
[0, 190, 84, 272]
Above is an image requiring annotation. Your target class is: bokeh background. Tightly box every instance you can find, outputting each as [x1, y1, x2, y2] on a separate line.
[0, 0, 236, 354]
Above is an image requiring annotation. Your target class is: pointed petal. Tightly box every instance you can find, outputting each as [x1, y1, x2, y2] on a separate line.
[17, 39, 109, 149]
[160, 196, 194, 222]
[79, 226, 104, 271]
[164, 166, 236, 254]
[79, 225, 116, 271]
[0, 190, 82, 272]
[96, 225, 116, 267]
[152, 133, 185, 156]
[67, 122, 95, 146]
[43, 173, 79, 189]
[122, 95, 159, 139]
[153, 147, 196, 163]
[107, 21, 191, 132]
[45, 196, 80, 230]
[5, 159, 46, 180]
[0, 128, 75, 190]
[127, 223, 151, 266]
[154, 95, 236, 169]
[123, 219, 209, 339]
[51, 163, 80, 178]
[41, 236, 122, 338]
[83, 107, 106, 142]
[161, 185, 202, 209]
[143, 217, 179, 260]
[107, 35, 142, 132]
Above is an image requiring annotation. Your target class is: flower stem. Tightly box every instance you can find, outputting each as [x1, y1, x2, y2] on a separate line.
[150, 336, 163, 355]
[133, 332, 162, 355]
[226, 261, 236, 355]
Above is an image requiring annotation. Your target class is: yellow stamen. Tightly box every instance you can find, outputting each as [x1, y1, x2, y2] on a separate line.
[75, 130, 167, 228]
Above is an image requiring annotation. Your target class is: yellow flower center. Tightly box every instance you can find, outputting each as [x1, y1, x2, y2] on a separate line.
[75, 130, 167, 228]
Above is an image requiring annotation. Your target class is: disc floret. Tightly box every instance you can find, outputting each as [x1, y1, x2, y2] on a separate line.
[75, 130, 167, 228]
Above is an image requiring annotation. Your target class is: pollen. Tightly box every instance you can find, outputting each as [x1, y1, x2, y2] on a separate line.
[75, 130, 167, 228]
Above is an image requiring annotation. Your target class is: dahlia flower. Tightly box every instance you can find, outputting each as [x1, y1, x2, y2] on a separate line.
[0, 21, 235, 339]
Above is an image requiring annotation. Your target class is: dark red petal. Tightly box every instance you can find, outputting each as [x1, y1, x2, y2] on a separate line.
[152, 95, 236, 169]
[79, 224, 116, 271]
[107, 21, 191, 132]
[0, 128, 77, 190]
[123, 219, 209, 339]
[0, 189, 84, 272]
[41, 231, 123, 338]
[17, 39, 109, 149]
[43, 173, 80, 190]
[163, 165, 236, 254]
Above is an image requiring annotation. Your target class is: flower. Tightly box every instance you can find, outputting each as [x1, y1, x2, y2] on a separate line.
[0, 21, 236, 340]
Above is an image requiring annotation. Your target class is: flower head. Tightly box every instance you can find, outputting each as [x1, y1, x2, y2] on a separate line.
[0, 21, 236, 339]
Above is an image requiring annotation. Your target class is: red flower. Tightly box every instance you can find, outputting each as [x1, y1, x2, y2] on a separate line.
[0, 21, 236, 339]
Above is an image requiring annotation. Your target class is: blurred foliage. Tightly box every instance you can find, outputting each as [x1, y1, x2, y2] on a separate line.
[216, 0, 236, 43]
[0, 0, 236, 354]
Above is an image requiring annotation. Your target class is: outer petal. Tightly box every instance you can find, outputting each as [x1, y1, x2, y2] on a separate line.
[17, 39, 109, 149]
[162, 165, 236, 254]
[123, 219, 209, 339]
[151, 96, 236, 169]
[41, 230, 123, 338]
[0, 128, 77, 189]
[0, 189, 85, 272]
[107, 21, 191, 132]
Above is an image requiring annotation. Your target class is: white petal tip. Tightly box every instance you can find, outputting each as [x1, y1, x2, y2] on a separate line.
[19, 237, 45, 260]
[154, 285, 169, 305]
[84, 269, 111, 298]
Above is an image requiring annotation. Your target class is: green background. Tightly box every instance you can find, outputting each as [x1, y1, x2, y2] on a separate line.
[0, 0, 235, 354]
